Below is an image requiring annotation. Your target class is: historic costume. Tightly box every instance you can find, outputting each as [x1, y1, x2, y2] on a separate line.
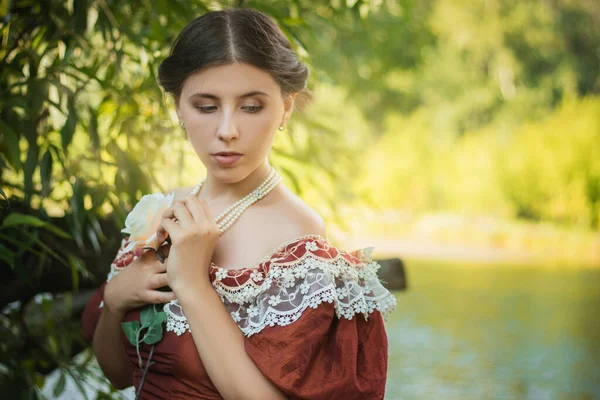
[82, 187, 396, 400]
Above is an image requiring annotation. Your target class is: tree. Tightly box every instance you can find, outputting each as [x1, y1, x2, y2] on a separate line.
[0, 0, 418, 397]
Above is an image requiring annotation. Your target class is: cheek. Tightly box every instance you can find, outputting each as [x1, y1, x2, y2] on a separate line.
[182, 107, 216, 128]
[239, 111, 279, 133]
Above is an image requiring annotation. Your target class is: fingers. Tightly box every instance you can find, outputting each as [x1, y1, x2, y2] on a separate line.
[156, 217, 179, 246]
[198, 199, 220, 235]
[146, 289, 177, 304]
[157, 200, 192, 230]
[187, 197, 219, 234]
[182, 195, 206, 223]
[148, 272, 169, 289]
[156, 198, 198, 244]
[171, 201, 195, 226]
[156, 197, 218, 244]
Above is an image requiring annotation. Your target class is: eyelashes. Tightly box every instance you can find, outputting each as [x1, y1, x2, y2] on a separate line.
[196, 106, 217, 113]
[194, 105, 263, 114]
[243, 106, 262, 113]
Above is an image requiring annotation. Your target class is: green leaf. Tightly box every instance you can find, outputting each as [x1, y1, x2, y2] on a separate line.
[23, 141, 39, 200]
[140, 304, 157, 329]
[40, 148, 54, 197]
[73, 0, 89, 33]
[66, 253, 81, 290]
[142, 313, 166, 345]
[70, 178, 86, 236]
[88, 105, 100, 152]
[53, 371, 66, 397]
[42, 223, 72, 239]
[60, 97, 77, 151]
[1, 212, 71, 238]
[154, 311, 166, 324]
[2, 213, 47, 228]
[0, 244, 15, 269]
[34, 373, 45, 389]
[121, 321, 141, 346]
[0, 120, 22, 172]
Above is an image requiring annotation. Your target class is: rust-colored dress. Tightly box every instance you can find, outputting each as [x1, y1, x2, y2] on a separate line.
[82, 234, 396, 399]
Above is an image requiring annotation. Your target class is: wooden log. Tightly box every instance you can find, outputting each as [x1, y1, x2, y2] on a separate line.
[374, 257, 408, 291]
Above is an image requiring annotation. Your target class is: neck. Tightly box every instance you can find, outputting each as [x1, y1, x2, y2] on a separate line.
[199, 161, 275, 203]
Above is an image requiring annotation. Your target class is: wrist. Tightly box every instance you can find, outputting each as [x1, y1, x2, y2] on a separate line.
[169, 261, 213, 294]
[103, 280, 128, 316]
[173, 279, 213, 307]
[102, 302, 127, 321]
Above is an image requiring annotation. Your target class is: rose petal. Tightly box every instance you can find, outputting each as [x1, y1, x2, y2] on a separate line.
[120, 192, 176, 255]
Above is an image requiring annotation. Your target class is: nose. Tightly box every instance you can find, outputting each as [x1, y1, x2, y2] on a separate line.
[217, 110, 239, 142]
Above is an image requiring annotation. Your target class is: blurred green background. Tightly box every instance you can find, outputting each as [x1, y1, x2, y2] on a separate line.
[0, 0, 599, 399]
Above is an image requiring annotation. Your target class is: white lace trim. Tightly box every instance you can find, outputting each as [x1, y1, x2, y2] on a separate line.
[163, 243, 397, 337]
[99, 237, 397, 337]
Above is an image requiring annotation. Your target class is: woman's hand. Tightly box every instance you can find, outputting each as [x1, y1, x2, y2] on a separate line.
[155, 194, 219, 294]
[103, 249, 176, 315]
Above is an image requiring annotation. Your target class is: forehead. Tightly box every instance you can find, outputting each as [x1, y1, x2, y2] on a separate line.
[181, 62, 280, 97]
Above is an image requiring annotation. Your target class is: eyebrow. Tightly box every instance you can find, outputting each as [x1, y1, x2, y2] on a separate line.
[189, 90, 270, 100]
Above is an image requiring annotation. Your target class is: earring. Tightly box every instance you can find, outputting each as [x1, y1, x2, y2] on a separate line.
[180, 121, 185, 129]
[278, 124, 285, 131]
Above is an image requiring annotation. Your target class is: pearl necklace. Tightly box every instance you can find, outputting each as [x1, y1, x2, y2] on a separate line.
[190, 167, 282, 235]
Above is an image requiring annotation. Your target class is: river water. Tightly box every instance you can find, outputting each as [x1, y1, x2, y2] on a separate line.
[384, 259, 600, 399]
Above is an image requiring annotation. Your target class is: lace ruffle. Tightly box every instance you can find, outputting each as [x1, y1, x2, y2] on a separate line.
[100, 235, 397, 337]
[163, 239, 397, 337]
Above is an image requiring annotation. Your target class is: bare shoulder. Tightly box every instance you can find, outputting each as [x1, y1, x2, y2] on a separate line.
[270, 185, 328, 240]
[164, 183, 327, 242]
[163, 183, 327, 268]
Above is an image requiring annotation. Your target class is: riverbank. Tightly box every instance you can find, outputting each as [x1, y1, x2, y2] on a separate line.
[335, 208, 600, 268]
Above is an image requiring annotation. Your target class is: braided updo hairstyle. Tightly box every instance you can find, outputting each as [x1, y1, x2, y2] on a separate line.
[158, 8, 309, 103]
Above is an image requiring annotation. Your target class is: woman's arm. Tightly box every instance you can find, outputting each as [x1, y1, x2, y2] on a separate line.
[156, 195, 294, 399]
[176, 280, 286, 400]
[92, 306, 134, 390]
[90, 251, 176, 390]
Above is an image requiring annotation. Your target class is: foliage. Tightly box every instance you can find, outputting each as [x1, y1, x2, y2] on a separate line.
[0, 0, 598, 397]
[359, 96, 600, 229]
[355, 0, 600, 230]
[0, 0, 400, 397]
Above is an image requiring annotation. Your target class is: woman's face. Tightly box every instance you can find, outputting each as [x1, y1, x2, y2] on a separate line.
[176, 62, 295, 183]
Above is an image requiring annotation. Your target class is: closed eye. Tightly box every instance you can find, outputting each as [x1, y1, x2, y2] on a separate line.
[242, 105, 262, 113]
[195, 105, 262, 113]
[196, 106, 217, 113]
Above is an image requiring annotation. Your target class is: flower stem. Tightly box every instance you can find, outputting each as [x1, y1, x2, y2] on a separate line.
[136, 330, 143, 368]
[135, 344, 155, 400]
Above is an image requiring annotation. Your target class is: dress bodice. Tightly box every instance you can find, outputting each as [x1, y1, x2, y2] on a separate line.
[82, 234, 395, 399]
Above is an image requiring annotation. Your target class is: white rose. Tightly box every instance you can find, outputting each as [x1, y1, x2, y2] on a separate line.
[121, 192, 175, 256]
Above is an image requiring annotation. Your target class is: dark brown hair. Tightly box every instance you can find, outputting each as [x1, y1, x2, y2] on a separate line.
[158, 9, 309, 102]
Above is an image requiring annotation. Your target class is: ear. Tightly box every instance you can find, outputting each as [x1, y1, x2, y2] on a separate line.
[281, 93, 297, 125]
[174, 92, 184, 119]
[175, 102, 182, 121]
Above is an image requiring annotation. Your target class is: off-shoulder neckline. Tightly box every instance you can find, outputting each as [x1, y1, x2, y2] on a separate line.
[209, 233, 327, 273]
[184, 184, 327, 274]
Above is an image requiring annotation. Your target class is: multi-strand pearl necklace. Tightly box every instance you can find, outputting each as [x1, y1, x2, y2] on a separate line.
[189, 167, 282, 235]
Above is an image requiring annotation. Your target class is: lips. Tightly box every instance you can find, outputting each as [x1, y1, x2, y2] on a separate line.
[213, 153, 243, 166]
[213, 152, 243, 156]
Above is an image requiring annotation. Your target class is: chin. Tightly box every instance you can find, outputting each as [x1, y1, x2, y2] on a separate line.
[210, 167, 248, 183]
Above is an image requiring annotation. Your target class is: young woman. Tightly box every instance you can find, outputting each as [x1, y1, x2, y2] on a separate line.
[82, 8, 396, 400]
